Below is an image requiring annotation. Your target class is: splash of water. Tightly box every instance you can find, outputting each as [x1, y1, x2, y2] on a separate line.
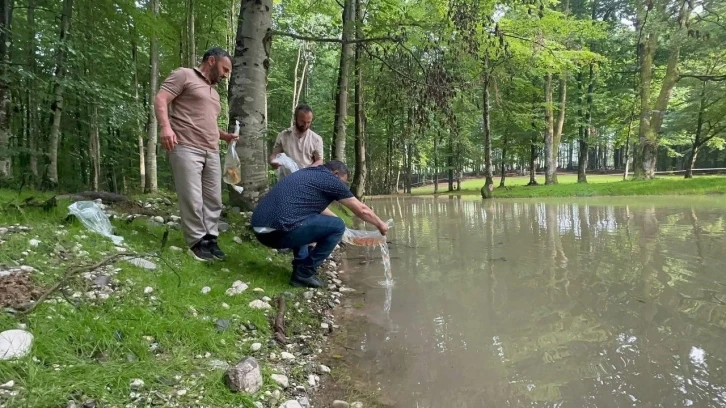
[377, 240, 394, 288]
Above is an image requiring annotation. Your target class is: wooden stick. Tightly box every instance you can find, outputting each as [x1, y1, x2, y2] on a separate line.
[274, 296, 287, 345]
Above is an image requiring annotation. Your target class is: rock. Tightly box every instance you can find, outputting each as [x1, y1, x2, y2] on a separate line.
[176, 389, 187, 396]
[303, 291, 314, 300]
[279, 401, 302, 408]
[222, 303, 230, 309]
[163, 198, 173, 206]
[215, 319, 231, 332]
[218, 222, 231, 232]
[224, 357, 263, 394]
[332, 401, 350, 408]
[321, 323, 329, 330]
[82, 400, 97, 408]
[115, 246, 127, 253]
[169, 246, 183, 252]
[318, 365, 331, 374]
[254, 403, 264, 408]
[126, 258, 157, 270]
[280, 352, 295, 360]
[339, 287, 356, 293]
[233, 236, 244, 245]
[93, 275, 111, 287]
[221, 268, 231, 273]
[253, 288, 265, 293]
[143, 287, 154, 294]
[298, 397, 311, 408]
[129, 378, 145, 391]
[307, 374, 317, 387]
[249, 300, 271, 310]
[270, 374, 289, 388]
[201, 286, 211, 295]
[0, 330, 33, 360]
[28, 238, 41, 247]
[351, 402, 364, 408]
[67, 402, 78, 408]
[208, 359, 229, 370]
[153, 216, 165, 224]
[262, 296, 272, 302]
[251, 343, 262, 351]
[332, 279, 342, 285]
[226, 281, 249, 296]
[0, 380, 14, 389]
[272, 390, 281, 400]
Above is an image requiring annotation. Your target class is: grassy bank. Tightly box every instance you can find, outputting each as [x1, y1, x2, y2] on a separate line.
[0, 190, 340, 407]
[412, 174, 726, 198]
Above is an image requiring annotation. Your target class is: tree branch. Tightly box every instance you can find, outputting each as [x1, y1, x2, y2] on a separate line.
[269, 30, 399, 44]
[679, 74, 726, 82]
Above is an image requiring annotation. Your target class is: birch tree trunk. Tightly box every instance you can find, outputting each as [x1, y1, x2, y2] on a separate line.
[543, 73, 556, 185]
[481, 68, 494, 199]
[331, 0, 354, 161]
[552, 73, 567, 183]
[132, 25, 145, 189]
[46, 0, 74, 188]
[26, 0, 38, 181]
[90, 104, 101, 191]
[145, 0, 160, 193]
[0, 0, 13, 178]
[228, 0, 272, 210]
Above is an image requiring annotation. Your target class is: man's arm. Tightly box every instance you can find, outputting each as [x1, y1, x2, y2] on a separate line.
[219, 128, 238, 143]
[339, 197, 388, 235]
[154, 89, 178, 151]
[311, 135, 324, 167]
[269, 133, 283, 168]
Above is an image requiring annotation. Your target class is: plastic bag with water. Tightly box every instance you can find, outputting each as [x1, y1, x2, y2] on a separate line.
[341, 219, 394, 247]
[272, 153, 299, 179]
[68, 201, 124, 245]
[223, 120, 244, 194]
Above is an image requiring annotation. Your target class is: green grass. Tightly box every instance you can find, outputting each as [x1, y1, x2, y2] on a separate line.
[0, 190, 321, 407]
[411, 174, 726, 198]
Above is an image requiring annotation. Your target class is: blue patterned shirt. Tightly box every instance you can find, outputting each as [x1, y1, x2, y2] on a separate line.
[251, 166, 354, 232]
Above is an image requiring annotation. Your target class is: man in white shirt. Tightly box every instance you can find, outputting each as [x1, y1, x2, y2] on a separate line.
[269, 104, 324, 171]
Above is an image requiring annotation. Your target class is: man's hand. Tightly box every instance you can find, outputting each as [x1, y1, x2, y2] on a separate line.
[161, 125, 178, 151]
[377, 221, 389, 236]
[220, 131, 239, 144]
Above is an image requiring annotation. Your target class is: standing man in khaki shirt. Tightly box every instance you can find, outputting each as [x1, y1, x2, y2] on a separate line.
[269, 104, 324, 172]
[153, 47, 238, 262]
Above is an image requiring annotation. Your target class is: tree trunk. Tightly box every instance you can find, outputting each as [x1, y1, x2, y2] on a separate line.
[447, 132, 454, 192]
[228, 0, 272, 210]
[685, 81, 707, 179]
[45, 0, 74, 188]
[500, 129, 508, 188]
[552, 73, 567, 183]
[543, 73, 555, 185]
[145, 0, 160, 193]
[89, 104, 101, 191]
[26, 0, 38, 182]
[132, 25, 145, 190]
[186, 0, 196, 67]
[481, 68, 494, 199]
[331, 0, 354, 161]
[350, 0, 366, 198]
[405, 143, 412, 194]
[0, 0, 13, 178]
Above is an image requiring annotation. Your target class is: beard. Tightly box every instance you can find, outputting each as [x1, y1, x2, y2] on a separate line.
[295, 122, 308, 133]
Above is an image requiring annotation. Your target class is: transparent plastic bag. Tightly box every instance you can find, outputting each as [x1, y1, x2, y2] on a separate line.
[272, 153, 299, 179]
[68, 201, 124, 245]
[223, 120, 244, 194]
[341, 219, 394, 247]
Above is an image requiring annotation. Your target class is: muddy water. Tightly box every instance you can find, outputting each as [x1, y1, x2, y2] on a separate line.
[339, 196, 726, 408]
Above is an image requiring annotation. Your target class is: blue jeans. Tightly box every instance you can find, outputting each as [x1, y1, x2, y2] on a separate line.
[255, 215, 345, 279]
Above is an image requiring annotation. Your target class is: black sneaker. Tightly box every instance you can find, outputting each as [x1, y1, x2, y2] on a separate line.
[290, 275, 324, 288]
[207, 238, 226, 260]
[188, 240, 215, 262]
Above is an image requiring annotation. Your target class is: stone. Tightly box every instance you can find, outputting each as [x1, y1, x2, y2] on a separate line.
[224, 357, 263, 394]
[307, 374, 317, 387]
[129, 378, 145, 391]
[208, 359, 229, 370]
[222, 303, 230, 309]
[303, 291, 314, 300]
[176, 389, 187, 396]
[339, 287, 356, 293]
[153, 216, 165, 224]
[272, 390, 281, 400]
[28, 238, 41, 247]
[215, 319, 231, 332]
[321, 323, 329, 330]
[318, 365, 331, 374]
[94, 275, 111, 287]
[270, 374, 289, 388]
[280, 351, 295, 360]
[218, 222, 231, 232]
[143, 287, 154, 294]
[253, 287, 265, 293]
[351, 402, 364, 408]
[298, 397, 311, 408]
[126, 258, 157, 270]
[233, 236, 244, 244]
[169, 246, 183, 252]
[262, 296, 272, 302]
[249, 300, 271, 310]
[254, 403, 264, 408]
[332, 401, 350, 408]
[201, 286, 211, 295]
[251, 343, 262, 351]
[226, 281, 249, 296]
[279, 401, 302, 408]
[332, 279, 343, 285]
[0, 380, 14, 389]
[0, 330, 33, 360]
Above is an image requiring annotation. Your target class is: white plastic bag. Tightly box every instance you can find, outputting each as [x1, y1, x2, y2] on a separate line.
[223, 120, 244, 194]
[272, 153, 299, 179]
[68, 201, 124, 245]
[341, 219, 394, 247]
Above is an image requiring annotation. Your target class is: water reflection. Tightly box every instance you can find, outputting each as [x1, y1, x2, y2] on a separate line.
[344, 197, 726, 408]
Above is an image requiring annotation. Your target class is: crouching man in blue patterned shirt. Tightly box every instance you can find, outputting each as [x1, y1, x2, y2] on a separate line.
[251, 160, 389, 288]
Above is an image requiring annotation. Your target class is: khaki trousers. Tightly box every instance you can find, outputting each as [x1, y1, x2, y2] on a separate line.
[168, 144, 222, 247]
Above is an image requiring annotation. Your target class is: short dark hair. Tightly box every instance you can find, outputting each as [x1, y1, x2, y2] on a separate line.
[202, 47, 232, 63]
[294, 104, 313, 118]
[324, 160, 349, 176]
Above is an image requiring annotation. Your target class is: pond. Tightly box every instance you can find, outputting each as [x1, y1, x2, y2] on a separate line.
[337, 196, 726, 407]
